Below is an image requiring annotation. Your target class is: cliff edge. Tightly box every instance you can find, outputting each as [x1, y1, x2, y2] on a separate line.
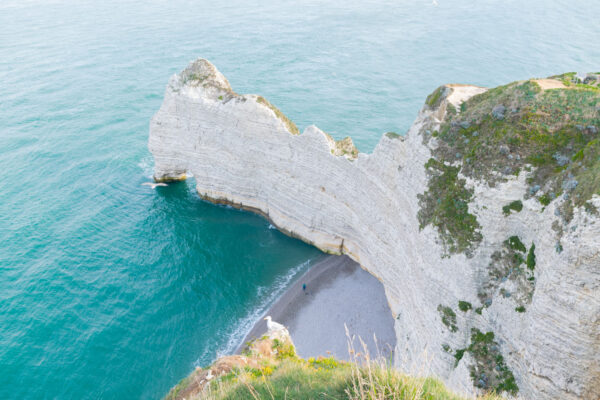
[149, 60, 600, 399]
[165, 318, 501, 400]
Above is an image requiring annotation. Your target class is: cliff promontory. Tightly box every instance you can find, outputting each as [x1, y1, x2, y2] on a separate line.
[149, 60, 600, 399]
[165, 319, 503, 400]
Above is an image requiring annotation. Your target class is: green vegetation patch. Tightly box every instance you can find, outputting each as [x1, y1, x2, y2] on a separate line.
[418, 158, 482, 257]
[168, 331, 504, 400]
[437, 304, 458, 332]
[526, 243, 536, 270]
[454, 348, 466, 366]
[466, 329, 518, 396]
[550, 72, 600, 90]
[182, 72, 209, 85]
[272, 338, 296, 360]
[502, 200, 523, 215]
[179, 61, 233, 94]
[458, 301, 472, 312]
[207, 356, 498, 400]
[164, 373, 194, 400]
[333, 136, 359, 159]
[212, 359, 350, 399]
[430, 77, 600, 227]
[479, 236, 536, 310]
[505, 236, 526, 253]
[426, 86, 449, 108]
[256, 96, 300, 135]
[386, 131, 402, 139]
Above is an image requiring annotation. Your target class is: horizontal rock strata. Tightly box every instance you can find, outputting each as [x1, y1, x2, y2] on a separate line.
[149, 59, 600, 399]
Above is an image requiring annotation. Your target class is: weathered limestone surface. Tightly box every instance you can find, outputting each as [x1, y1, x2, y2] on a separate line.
[149, 59, 600, 399]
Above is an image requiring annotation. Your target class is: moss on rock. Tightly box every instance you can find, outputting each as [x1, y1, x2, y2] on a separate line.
[256, 96, 300, 135]
[437, 304, 458, 332]
[502, 200, 523, 215]
[458, 301, 472, 312]
[526, 243, 536, 270]
[426, 86, 449, 109]
[428, 76, 599, 231]
[466, 329, 518, 396]
[418, 159, 482, 257]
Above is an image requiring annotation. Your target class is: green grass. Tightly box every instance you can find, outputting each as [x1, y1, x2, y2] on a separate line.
[256, 96, 300, 135]
[386, 131, 402, 139]
[425, 86, 447, 108]
[550, 72, 600, 90]
[428, 77, 599, 229]
[272, 338, 296, 359]
[210, 360, 351, 399]
[205, 358, 499, 400]
[167, 333, 504, 400]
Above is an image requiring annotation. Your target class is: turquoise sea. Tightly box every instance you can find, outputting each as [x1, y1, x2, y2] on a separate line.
[1, 0, 597, 398]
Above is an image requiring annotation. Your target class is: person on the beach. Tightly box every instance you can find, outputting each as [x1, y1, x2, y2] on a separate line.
[302, 283, 306, 293]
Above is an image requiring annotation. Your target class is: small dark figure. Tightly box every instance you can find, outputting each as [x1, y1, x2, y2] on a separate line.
[302, 283, 306, 293]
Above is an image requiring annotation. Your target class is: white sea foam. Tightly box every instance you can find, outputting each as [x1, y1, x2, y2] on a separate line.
[209, 259, 313, 362]
[137, 156, 154, 178]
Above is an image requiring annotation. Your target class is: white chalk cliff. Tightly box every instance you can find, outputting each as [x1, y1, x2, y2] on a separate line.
[149, 59, 600, 399]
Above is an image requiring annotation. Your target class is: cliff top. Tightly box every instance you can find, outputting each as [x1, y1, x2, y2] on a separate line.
[164, 324, 502, 400]
[176, 58, 235, 94]
[419, 73, 600, 256]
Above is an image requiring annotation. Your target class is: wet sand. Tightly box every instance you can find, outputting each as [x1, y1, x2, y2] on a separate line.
[238, 255, 396, 361]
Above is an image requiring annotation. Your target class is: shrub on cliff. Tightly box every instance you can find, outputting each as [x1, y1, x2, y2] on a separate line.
[417, 158, 482, 257]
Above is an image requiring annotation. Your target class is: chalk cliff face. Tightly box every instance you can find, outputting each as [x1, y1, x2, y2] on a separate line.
[149, 59, 600, 399]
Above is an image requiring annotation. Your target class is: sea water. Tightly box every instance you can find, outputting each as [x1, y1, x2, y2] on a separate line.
[0, 0, 597, 398]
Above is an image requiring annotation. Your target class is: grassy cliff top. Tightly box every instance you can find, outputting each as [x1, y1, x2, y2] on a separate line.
[419, 73, 599, 256]
[165, 334, 502, 400]
[434, 73, 599, 214]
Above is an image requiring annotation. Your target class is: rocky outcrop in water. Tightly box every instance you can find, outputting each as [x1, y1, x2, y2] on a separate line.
[149, 59, 600, 399]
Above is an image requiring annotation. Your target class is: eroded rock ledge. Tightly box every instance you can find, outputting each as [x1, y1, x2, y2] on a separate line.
[149, 59, 600, 399]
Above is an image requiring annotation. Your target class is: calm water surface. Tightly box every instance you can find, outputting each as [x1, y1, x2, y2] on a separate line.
[0, 0, 598, 398]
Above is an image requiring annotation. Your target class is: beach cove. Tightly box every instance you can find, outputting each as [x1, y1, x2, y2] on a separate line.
[2, 1, 599, 398]
[239, 255, 396, 361]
